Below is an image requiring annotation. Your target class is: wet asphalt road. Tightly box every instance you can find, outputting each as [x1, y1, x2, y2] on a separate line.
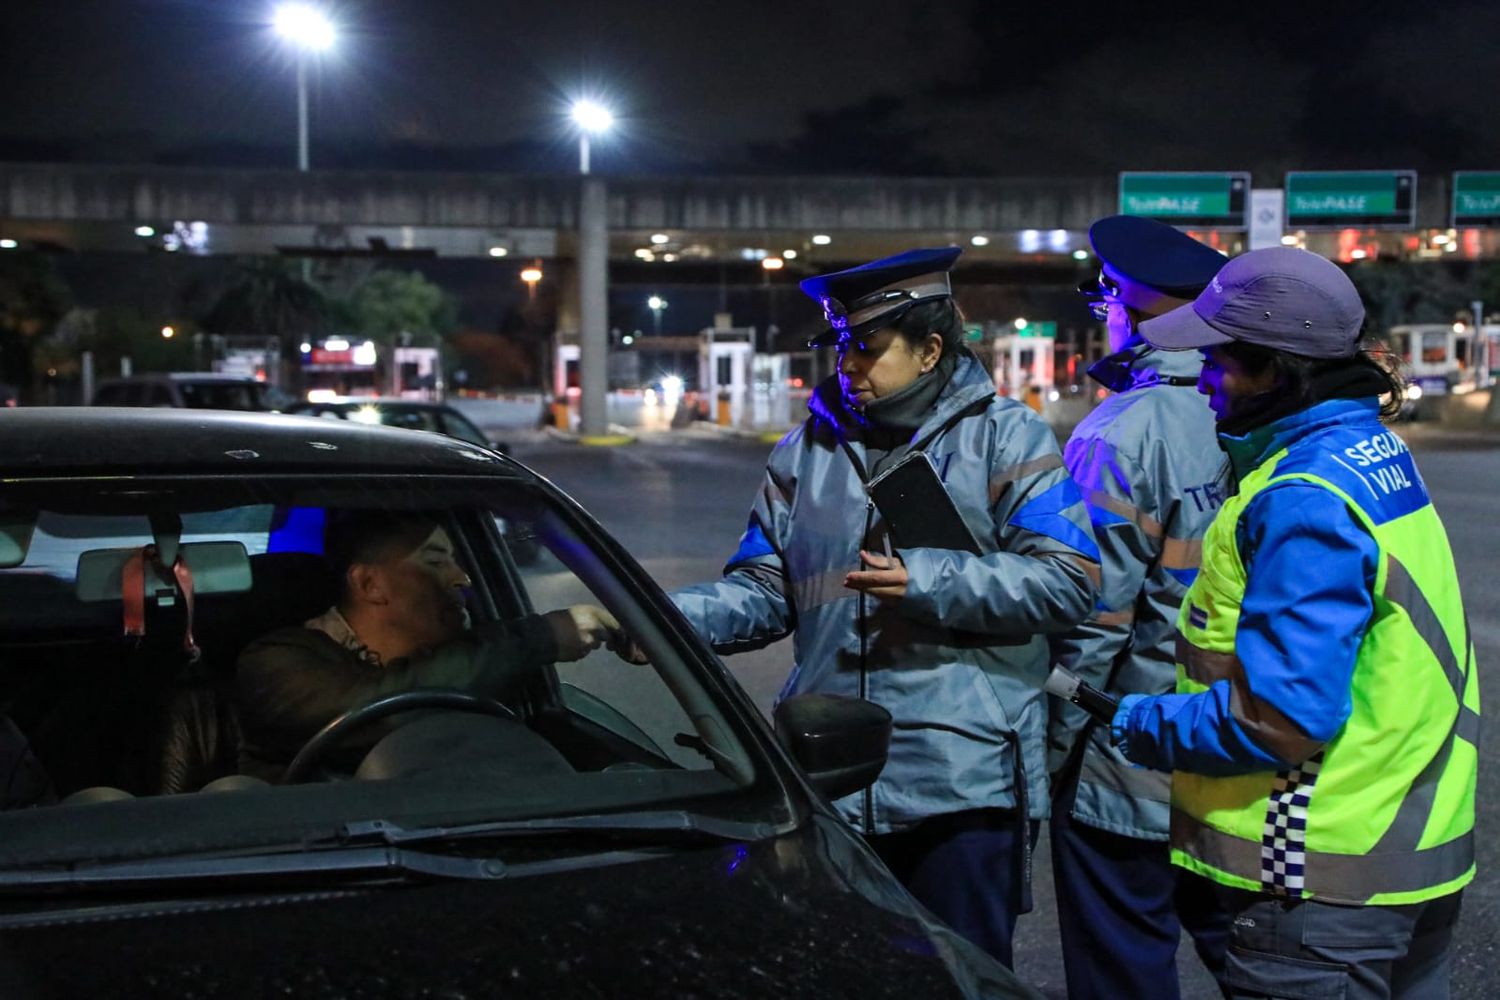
[508, 422, 1500, 999]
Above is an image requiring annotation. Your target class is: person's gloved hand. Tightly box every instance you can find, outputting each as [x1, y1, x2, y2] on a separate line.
[1110, 693, 1148, 763]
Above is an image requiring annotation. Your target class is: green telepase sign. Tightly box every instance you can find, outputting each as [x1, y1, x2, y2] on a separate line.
[1118, 173, 1250, 228]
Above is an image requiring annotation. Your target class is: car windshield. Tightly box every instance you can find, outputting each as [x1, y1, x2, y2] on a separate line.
[177, 381, 266, 410]
[0, 473, 776, 869]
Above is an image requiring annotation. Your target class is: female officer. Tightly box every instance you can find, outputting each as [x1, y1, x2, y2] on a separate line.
[1116, 247, 1478, 998]
[672, 247, 1100, 966]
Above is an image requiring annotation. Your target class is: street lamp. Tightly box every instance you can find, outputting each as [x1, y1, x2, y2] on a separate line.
[570, 99, 613, 175]
[647, 295, 667, 335]
[520, 265, 543, 301]
[273, 4, 336, 172]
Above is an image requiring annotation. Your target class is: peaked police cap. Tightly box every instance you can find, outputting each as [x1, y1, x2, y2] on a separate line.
[801, 246, 962, 348]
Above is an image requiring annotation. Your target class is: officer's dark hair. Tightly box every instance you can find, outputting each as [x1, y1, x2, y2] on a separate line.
[892, 298, 968, 354]
[324, 510, 441, 597]
[1218, 336, 1407, 419]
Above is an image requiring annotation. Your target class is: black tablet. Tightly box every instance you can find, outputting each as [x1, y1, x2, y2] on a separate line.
[866, 451, 983, 555]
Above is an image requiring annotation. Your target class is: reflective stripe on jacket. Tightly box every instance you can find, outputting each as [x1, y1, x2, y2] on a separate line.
[673, 352, 1100, 834]
[1048, 345, 1225, 841]
[1127, 398, 1478, 904]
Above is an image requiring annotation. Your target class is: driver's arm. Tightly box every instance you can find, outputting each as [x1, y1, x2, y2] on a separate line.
[235, 616, 559, 767]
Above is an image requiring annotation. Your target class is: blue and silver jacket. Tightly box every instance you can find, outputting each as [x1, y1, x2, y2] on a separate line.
[674, 353, 1099, 834]
[1048, 345, 1226, 840]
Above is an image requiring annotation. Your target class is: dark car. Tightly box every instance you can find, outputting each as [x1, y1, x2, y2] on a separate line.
[91, 373, 286, 411]
[0, 409, 1032, 999]
[289, 397, 500, 450]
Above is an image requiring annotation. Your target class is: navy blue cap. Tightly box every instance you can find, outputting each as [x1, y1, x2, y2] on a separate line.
[800, 246, 962, 348]
[1088, 215, 1226, 300]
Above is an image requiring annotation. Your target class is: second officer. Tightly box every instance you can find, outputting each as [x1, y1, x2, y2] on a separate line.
[1048, 215, 1231, 998]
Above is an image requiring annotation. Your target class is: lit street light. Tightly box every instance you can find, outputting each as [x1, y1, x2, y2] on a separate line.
[647, 295, 668, 335]
[571, 99, 613, 175]
[160, 326, 176, 339]
[520, 265, 543, 300]
[273, 4, 336, 172]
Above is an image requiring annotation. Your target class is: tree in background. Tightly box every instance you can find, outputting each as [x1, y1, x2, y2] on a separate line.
[0, 253, 71, 401]
[1347, 259, 1474, 338]
[200, 258, 327, 387]
[338, 269, 457, 347]
[35, 307, 196, 394]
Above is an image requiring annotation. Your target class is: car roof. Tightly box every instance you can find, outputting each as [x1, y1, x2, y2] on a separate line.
[95, 373, 261, 384]
[0, 408, 520, 478]
[297, 398, 458, 413]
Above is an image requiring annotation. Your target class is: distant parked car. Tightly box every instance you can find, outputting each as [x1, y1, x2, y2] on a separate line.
[288, 398, 502, 451]
[290, 398, 530, 560]
[91, 373, 278, 411]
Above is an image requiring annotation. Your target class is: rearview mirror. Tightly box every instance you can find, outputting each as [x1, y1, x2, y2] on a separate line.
[773, 693, 891, 802]
[76, 541, 252, 602]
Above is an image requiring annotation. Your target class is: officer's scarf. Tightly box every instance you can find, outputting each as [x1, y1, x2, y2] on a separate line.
[855, 348, 961, 477]
[1216, 359, 1392, 438]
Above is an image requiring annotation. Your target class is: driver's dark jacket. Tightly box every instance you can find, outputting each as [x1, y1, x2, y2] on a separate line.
[234, 613, 557, 781]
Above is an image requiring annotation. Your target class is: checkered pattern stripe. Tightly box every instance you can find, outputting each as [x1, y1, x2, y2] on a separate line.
[1260, 751, 1325, 897]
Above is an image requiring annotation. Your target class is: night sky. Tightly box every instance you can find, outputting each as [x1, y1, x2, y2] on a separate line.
[2, 0, 1498, 177]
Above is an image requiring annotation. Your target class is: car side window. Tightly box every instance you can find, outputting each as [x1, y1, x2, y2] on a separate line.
[441, 413, 489, 447]
[148, 384, 175, 407]
[487, 506, 714, 771]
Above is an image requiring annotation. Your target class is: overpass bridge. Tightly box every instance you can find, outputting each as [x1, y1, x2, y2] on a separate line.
[5, 161, 1490, 264]
[0, 162, 1127, 264]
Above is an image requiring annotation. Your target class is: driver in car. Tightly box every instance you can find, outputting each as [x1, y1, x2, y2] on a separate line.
[235, 510, 626, 781]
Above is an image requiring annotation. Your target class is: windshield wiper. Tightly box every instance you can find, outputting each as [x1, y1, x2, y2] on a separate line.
[0, 845, 507, 895]
[317, 810, 781, 850]
[0, 811, 782, 897]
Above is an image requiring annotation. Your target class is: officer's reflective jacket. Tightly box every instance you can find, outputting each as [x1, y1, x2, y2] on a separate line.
[1120, 398, 1478, 904]
[673, 353, 1100, 834]
[1048, 344, 1225, 841]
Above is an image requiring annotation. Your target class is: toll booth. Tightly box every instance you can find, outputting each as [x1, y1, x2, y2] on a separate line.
[392, 346, 442, 400]
[992, 322, 1056, 412]
[752, 354, 792, 427]
[701, 327, 755, 427]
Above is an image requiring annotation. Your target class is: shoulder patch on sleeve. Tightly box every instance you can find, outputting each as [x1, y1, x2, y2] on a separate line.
[1008, 477, 1101, 562]
[727, 519, 777, 568]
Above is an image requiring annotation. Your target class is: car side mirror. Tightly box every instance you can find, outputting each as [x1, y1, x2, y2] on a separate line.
[773, 693, 891, 802]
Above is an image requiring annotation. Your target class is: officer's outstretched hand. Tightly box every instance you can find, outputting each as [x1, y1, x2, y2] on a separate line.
[545, 605, 650, 664]
[844, 550, 908, 603]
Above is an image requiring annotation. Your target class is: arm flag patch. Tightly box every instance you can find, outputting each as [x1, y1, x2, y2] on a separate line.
[1007, 477, 1101, 562]
[727, 519, 776, 568]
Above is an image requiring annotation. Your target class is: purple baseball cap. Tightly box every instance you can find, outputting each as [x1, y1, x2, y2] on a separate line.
[1139, 247, 1366, 359]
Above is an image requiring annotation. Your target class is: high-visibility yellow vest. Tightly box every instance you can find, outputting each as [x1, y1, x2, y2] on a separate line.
[1171, 427, 1478, 905]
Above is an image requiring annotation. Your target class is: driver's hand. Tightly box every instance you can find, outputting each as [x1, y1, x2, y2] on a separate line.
[545, 604, 634, 662]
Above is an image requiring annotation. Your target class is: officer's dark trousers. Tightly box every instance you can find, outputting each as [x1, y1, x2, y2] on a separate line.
[1051, 770, 1229, 999]
[1215, 886, 1462, 1000]
[869, 808, 1039, 969]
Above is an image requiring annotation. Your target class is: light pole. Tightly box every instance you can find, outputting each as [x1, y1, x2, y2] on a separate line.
[273, 4, 336, 172]
[571, 98, 614, 436]
[647, 295, 667, 336]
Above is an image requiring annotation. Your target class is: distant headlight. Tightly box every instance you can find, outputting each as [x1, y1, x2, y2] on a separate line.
[352, 405, 383, 425]
[1405, 384, 1424, 401]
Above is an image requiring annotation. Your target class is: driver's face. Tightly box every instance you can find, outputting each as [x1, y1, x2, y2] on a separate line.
[381, 526, 472, 649]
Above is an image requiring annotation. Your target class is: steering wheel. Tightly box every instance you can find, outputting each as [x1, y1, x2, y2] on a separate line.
[283, 688, 518, 784]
